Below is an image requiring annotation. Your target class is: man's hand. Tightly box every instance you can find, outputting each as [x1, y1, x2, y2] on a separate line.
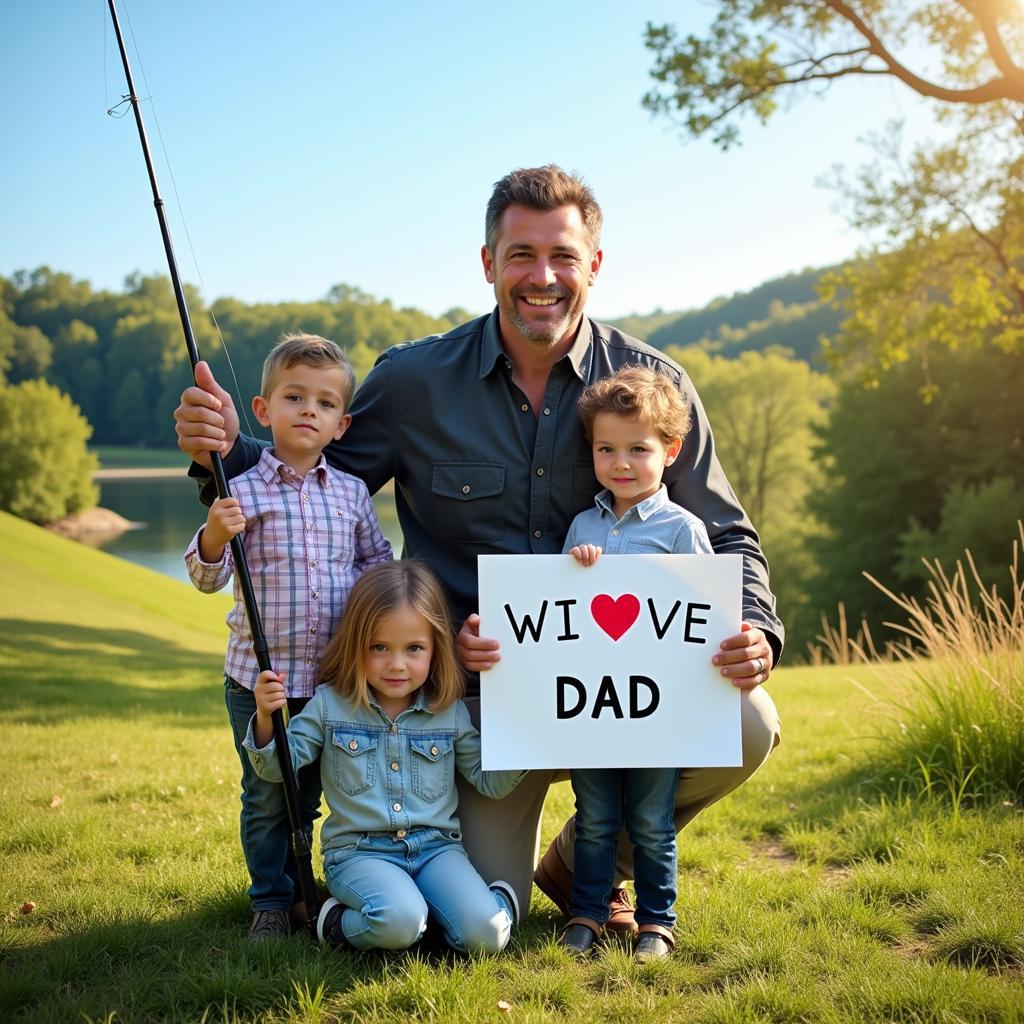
[174, 360, 240, 469]
[569, 544, 602, 567]
[457, 613, 501, 672]
[712, 621, 774, 689]
[198, 498, 245, 562]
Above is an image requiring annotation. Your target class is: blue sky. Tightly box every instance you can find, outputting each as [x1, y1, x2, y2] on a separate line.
[1, 1, 939, 320]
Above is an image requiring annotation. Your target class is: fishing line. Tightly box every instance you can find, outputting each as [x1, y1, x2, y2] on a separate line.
[107, 0, 255, 437]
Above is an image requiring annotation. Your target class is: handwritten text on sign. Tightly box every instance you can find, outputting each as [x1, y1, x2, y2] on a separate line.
[478, 554, 742, 769]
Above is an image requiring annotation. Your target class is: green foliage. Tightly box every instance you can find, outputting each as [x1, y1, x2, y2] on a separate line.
[643, 2, 1024, 379]
[819, 115, 1024, 377]
[807, 345, 1024, 638]
[1, 270, 467, 447]
[0, 380, 98, 523]
[667, 346, 834, 649]
[897, 477, 1024, 591]
[643, 2, 1024, 149]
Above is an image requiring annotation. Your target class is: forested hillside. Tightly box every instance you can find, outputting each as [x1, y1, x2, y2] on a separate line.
[609, 267, 842, 361]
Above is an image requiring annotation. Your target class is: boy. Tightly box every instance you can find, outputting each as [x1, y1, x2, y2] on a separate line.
[185, 333, 392, 941]
[559, 365, 713, 962]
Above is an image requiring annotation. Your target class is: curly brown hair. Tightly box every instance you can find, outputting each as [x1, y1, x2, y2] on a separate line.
[577, 365, 692, 446]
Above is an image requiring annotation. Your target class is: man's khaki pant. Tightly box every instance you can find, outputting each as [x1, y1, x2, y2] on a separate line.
[456, 687, 782, 912]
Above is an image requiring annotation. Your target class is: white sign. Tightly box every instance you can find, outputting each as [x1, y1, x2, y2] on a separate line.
[478, 554, 742, 770]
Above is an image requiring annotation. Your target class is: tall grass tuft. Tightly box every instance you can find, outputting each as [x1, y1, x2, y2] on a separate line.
[866, 523, 1024, 806]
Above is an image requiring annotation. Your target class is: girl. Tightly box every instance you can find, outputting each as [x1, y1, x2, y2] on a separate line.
[244, 560, 523, 954]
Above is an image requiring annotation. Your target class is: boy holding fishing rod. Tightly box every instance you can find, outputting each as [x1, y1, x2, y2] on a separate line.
[185, 333, 392, 941]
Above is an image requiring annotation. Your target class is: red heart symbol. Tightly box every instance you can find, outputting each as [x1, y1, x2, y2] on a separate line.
[590, 593, 641, 641]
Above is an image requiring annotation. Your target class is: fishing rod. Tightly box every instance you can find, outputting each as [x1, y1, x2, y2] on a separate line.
[105, 0, 319, 939]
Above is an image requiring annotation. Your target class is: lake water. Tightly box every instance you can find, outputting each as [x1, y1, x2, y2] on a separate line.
[92, 475, 402, 585]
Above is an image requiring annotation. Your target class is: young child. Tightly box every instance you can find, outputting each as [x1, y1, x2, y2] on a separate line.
[245, 560, 524, 954]
[185, 333, 392, 942]
[560, 365, 713, 962]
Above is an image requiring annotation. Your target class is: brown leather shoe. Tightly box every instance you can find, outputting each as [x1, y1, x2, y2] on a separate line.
[533, 841, 572, 916]
[606, 887, 638, 936]
[533, 841, 638, 934]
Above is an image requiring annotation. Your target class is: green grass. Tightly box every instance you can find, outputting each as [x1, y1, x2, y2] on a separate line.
[2, 510, 1022, 1023]
[92, 446, 185, 470]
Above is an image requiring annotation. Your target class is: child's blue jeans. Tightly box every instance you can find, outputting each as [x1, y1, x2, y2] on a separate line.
[224, 677, 322, 911]
[324, 828, 513, 953]
[569, 766, 682, 930]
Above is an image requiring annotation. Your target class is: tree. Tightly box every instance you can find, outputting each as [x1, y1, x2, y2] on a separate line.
[643, 2, 1024, 376]
[643, 1, 1024, 150]
[0, 380, 98, 523]
[807, 343, 1024, 636]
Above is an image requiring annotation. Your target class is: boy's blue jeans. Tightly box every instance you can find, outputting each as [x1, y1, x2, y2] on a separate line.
[324, 828, 513, 953]
[569, 766, 682, 930]
[224, 677, 322, 911]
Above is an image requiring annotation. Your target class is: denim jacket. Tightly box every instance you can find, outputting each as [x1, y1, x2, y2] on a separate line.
[244, 684, 525, 853]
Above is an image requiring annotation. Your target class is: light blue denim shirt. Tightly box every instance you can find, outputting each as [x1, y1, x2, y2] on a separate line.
[244, 685, 524, 853]
[562, 485, 714, 555]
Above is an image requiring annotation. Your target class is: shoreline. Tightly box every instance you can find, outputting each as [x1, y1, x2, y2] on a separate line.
[93, 467, 188, 480]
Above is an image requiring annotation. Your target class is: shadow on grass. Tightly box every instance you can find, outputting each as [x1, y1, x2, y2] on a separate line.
[0, 618, 224, 726]
[1, 896, 565, 1024]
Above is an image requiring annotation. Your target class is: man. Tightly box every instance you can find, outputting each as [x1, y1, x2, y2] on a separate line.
[175, 165, 782, 931]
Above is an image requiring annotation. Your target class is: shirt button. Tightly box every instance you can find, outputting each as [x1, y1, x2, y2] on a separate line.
[462, 484, 471, 494]
[308, 560, 316, 567]
[612, 529, 620, 536]
[310, 626, 317, 635]
[348, 740, 359, 750]
[391, 762, 400, 771]
[505, 360, 513, 371]
[391, 725, 398, 735]
[536, 468, 544, 476]
[312, 592, 318, 600]
[543, 407, 551, 416]
[393, 802, 401, 812]
[430, 745, 439, 756]
[302, 494, 309, 503]
[534, 530, 543, 538]
[521, 403, 529, 412]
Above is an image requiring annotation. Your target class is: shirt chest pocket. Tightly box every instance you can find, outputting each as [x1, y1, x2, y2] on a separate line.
[625, 537, 670, 554]
[330, 729, 378, 796]
[430, 463, 505, 545]
[409, 735, 455, 804]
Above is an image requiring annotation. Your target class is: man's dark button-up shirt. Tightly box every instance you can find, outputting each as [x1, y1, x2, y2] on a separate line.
[212, 310, 783, 691]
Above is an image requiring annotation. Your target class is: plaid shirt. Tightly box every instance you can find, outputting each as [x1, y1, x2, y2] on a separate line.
[185, 448, 392, 697]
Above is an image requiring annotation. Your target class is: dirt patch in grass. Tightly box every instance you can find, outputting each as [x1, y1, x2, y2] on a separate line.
[749, 839, 852, 886]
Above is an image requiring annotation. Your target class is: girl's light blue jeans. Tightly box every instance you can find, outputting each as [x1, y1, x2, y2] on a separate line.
[324, 828, 513, 953]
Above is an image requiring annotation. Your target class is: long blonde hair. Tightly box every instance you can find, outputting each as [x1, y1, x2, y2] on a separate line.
[319, 561, 464, 712]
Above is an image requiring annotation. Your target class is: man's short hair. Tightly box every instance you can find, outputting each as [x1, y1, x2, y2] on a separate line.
[260, 332, 355, 407]
[577, 365, 692, 446]
[485, 164, 603, 255]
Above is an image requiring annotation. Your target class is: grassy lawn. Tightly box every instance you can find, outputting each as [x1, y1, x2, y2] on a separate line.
[1, 510, 1021, 1023]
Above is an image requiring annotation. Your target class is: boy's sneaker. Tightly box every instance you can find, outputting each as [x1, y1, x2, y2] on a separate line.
[248, 908, 291, 943]
[316, 896, 348, 948]
[489, 880, 520, 927]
